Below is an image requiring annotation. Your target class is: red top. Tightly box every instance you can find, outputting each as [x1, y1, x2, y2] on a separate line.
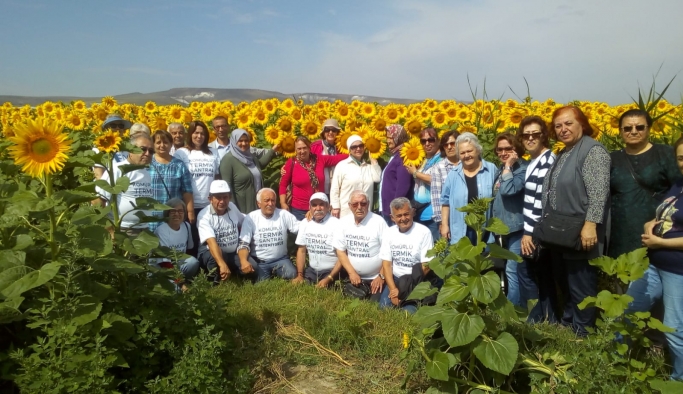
[279, 153, 347, 210]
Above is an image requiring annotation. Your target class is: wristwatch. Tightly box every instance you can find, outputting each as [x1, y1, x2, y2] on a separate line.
[412, 171, 419, 179]
[379, 273, 385, 280]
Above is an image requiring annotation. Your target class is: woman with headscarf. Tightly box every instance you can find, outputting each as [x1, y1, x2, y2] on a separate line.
[330, 135, 382, 218]
[379, 124, 414, 226]
[219, 129, 279, 213]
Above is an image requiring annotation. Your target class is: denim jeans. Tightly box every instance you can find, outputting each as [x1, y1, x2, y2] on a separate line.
[290, 208, 308, 221]
[625, 265, 683, 380]
[417, 218, 440, 243]
[382, 214, 394, 227]
[504, 231, 523, 307]
[253, 255, 297, 282]
[379, 275, 419, 314]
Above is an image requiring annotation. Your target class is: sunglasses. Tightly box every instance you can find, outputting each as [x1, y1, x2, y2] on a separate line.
[621, 125, 647, 133]
[108, 123, 125, 130]
[521, 131, 542, 139]
[496, 146, 514, 153]
[139, 146, 155, 154]
[350, 201, 368, 208]
[349, 144, 365, 150]
[324, 128, 340, 134]
[443, 141, 456, 148]
[420, 137, 436, 144]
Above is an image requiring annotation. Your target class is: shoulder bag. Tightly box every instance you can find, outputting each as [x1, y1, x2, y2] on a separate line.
[620, 149, 666, 202]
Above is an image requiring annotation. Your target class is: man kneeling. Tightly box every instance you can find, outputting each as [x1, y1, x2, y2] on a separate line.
[238, 188, 300, 282]
[292, 192, 343, 287]
[379, 197, 435, 313]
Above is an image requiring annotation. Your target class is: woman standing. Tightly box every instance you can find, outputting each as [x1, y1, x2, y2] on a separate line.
[279, 136, 347, 220]
[440, 132, 498, 245]
[404, 128, 442, 240]
[379, 124, 414, 226]
[609, 109, 681, 258]
[219, 129, 278, 213]
[310, 119, 342, 194]
[540, 106, 610, 337]
[149, 130, 194, 232]
[491, 133, 528, 307]
[330, 135, 382, 218]
[517, 116, 557, 323]
[431, 130, 460, 237]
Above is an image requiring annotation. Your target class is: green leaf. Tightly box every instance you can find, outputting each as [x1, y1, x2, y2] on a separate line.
[53, 189, 98, 206]
[436, 276, 470, 305]
[483, 217, 510, 236]
[408, 282, 439, 301]
[585, 290, 633, 318]
[112, 175, 131, 194]
[95, 179, 116, 194]
[472, 332, 519, 375]
[487, 242, 522, 263]
[118, 163, 148, 175]
[413, 305, 447, 328]
[12, 234, 34, 251]
[0, 250, 26, 270]
[130, 231, 159, 256]
[133, 197, 171, 211]
[72, 205, 112, 225]
[490, 291, 518, 323]
[649, 379, 683, 393]
[467, 270, 501, 304]
[92, 256, 146, 275]
[448, 236, 485, 263]
[425, 351, 451, 381]
[442, 310, 484, 347]
[71, 296, 102, 327]
[1, 262, 61, 299]
[647, 317, 675, 333]
[100, 313, 135, 341]
[0, 297, 24, 323]
[77, 225, 114, 257]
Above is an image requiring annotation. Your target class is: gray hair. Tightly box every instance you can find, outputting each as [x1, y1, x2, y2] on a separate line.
[349, 189, 369, 203]
[389, 197, 411, 213]
[163, 198, 186, 218]
[130, 132, 152, 145]
[130, 123, 151, 137]
[256, 187, 276, 203]
[167, 122, 186, 133]
[455, 132, 483, 156]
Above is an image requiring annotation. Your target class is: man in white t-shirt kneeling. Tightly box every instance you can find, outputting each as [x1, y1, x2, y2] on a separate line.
[238, 188, 299, 282]
[333, 190, 388, 302]
[293, 192, 343, 288]
[379, 197, 434, 313]
[197, 180, 257, 284]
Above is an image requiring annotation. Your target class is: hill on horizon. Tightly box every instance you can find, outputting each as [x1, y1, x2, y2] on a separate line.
[0, 88, 429, 106]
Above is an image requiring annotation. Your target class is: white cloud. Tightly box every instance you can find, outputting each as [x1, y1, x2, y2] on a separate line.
[291, 0, 683, 104]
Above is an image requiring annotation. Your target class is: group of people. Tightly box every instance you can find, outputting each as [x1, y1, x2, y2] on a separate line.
[93, 106, 683, 380]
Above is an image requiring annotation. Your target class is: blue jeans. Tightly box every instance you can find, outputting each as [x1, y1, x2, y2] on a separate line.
[253, 255, 297, 282]
[382, 214, 394, 227]
[626, 265, 683, 380]
[417, 218, 440, 242]
[504, 231, 523, 307]
[379, 275, 419, 314]
[290, 208, 308, 221]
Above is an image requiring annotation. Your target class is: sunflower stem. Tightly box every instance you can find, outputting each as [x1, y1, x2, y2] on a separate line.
[107, 153, 120, 231]
[45, 173, 59, 260]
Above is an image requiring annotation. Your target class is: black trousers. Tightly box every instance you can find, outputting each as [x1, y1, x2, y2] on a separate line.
[550, 250, 598, 337]
[521, 246, 559, 324]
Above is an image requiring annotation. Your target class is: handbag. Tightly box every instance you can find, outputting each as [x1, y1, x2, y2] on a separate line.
[410, 200, 430, 218]
[342, 280, 371, 299]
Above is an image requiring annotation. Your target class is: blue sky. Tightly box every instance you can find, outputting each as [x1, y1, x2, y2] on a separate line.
[1, 0, 682, 104]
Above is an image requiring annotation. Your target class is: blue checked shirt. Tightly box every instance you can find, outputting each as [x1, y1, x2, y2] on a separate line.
[430, 159, 458, 223]
[148, 156, 193, 231]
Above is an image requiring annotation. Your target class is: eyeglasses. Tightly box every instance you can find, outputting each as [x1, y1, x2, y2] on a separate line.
[521, 131, 542, 140]
[420, 137, 436, 144]
[349, 144, 365, 150]
[214, 124, 228, 130]
[496, 146, 514, 153]
[444, 141, 456, 148]
[324, 128, 340, 134]
[108, 123, 125, 130]
[168, 209, 184, 215]
[621, 125, 647, 133]
[139, 147, 155, 154]
[350, 201, 368, 208]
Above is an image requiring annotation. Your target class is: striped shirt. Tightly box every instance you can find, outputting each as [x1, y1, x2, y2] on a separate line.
[523, 149, 555, 235]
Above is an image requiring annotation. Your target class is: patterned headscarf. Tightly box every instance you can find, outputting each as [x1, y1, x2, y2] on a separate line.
[386, 124, 409, 154]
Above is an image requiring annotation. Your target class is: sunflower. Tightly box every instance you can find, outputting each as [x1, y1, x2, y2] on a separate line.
[72, 100, 87, 112]
[263, 99, 278, 114]
[301, 118, 320, 138]
[280, 98, 296, 113]
[431, 111, 448, 129]
[552, 141, 565, 154]
[101, 96, 117, 108]
[144, 101, 158, 113]
[384, 105, 401, 123]
[151, 115, 169, 132]
[354, 124, 371, 140]
[400, 137, 425, 167]
[335, 103, 352, 120]
[371, 116, 388, 133]
[245, 127, 259, 146]
[235, 108, 252, 129]
[457, 122, 478, 134]
[507, 109, 526, 126]
[200, 105, 215, 123]
[277, 116, 295, 133]
[8, 117, 72, 178]
[94, 130, 122, 153]
[65, 111, 86, 130]
[253, 109, 268, 125]
[335, 130, 354, 155]
[363, 129, 387, 159]
[360, 102, 376, 118]
[404, 117, 425, 137]
[439, 100, 456, 112]
[276, 133, 297, 158]
[424, 99, 438, 111]
[290, 108, 303, 122]
[264, 125, 282, 145]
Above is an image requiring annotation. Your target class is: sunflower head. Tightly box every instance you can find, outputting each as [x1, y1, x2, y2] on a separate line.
[144, 101, 158, 112]
[360, 103, 377, 118]
[264, 125, 282, 145]
[94, 130, 122, 154]
[8, 117, 72, 178]
[363, 130, 387, 159]
[400, 137, 425, 167]
[277, 133, 297, 158]
[404, 118, 425, 137]
[335, 130, 353, 155]
[301, 118, 320, 138]
[371, 116, 388, 133]
[278, 116, 295, 133]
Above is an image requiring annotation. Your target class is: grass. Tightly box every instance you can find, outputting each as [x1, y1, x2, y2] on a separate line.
[209, 279, 426, 393]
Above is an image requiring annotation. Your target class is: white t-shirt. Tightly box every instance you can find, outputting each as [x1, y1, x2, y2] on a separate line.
[379, 222, 433, 278]
[96, 159, 153, 229]
[173, 147, 219, 208]
[240, 209, 299, 262]
[295, 215, 339, 272]
[151, 222, 194, 265]
[197, 202, 244, 253]
[332, 212, 387, 280]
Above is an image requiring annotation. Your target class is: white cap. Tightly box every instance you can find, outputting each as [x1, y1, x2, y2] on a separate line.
[346, 135, 363, 150]
[209, 180, 231, 194]
[309, 192, 329, 204]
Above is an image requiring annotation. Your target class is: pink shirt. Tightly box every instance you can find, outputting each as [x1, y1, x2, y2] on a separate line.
[279, 153, 346, 210]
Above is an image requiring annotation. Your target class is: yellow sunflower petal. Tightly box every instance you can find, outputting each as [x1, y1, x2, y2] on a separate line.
[8, 117, 72, 178]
